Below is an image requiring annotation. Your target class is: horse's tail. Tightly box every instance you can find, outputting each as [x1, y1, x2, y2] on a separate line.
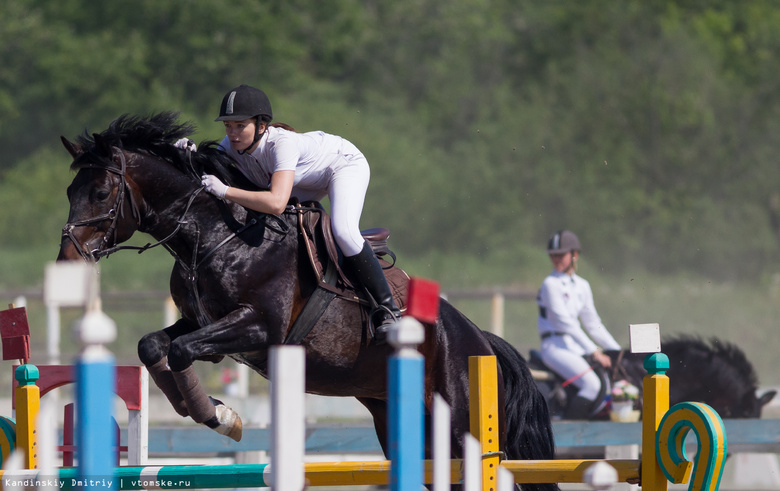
[483, 330, 560, 491]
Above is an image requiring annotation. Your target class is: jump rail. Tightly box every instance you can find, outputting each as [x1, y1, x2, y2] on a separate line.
[128, 419, 780, 457]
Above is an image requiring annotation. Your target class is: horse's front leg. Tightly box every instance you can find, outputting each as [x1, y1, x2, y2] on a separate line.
[165, 306, 267, 442]
[138, 318, 201, 418]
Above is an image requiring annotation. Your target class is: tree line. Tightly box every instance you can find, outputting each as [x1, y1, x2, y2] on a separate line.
[2, 0, 780, 282]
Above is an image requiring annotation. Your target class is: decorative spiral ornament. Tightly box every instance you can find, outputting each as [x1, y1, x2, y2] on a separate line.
[656, 401, 727, 491]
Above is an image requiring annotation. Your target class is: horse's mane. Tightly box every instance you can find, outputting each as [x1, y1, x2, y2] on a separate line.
[663, 335, 759, 391]
[70, 112, 261, 191]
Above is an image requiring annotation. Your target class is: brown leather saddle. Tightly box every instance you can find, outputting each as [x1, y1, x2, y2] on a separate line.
[284, 201, 410, 344]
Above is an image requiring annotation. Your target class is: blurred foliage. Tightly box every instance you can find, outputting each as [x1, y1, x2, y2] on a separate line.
[2, 0, 780, 284]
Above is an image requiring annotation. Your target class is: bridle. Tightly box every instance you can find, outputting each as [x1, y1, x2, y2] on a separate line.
[62, 148, 142, 261]
[61, 147, 206, 262]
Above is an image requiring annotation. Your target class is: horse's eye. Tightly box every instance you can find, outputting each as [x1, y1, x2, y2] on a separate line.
[95, 190, 110, 201]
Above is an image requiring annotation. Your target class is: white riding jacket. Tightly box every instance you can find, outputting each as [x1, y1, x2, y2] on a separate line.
[536, 270, 620, 400]
[537, 270, 620, 355]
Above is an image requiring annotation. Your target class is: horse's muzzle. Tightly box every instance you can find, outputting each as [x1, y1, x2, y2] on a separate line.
[57, 236, 95, 262]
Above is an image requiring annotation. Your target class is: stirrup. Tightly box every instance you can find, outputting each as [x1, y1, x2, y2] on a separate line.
[370, 306, 401, 344]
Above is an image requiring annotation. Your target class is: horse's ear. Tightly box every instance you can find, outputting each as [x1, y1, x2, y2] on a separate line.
[61, 136, 83, 158]
[759, 390, 776, 408]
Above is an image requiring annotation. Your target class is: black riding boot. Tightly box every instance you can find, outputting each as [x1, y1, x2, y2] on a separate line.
[565, 395, 595, 420]
[343, 241, 402, 344]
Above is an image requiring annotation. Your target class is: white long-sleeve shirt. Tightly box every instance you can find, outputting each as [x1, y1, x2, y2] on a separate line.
[536, 270, 620, 355]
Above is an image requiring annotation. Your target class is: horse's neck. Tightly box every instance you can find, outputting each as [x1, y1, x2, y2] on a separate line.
[130, 160, 236, 252]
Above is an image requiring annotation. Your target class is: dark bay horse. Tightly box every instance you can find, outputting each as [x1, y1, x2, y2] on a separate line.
[532, 335, 775, 420]
[610, 336, 776, 418]
[57, 113, 558, 490]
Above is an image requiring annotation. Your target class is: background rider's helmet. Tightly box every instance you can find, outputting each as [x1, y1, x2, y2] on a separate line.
[215, 84, 273, 122]
[547, 230, 581, 254]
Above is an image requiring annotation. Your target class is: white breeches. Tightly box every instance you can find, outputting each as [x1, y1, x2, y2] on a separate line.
[540, 335, 602, 401]
[292, 153, 370, 257]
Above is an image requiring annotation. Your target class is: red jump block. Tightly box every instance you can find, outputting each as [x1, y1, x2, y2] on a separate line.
[11, 364, 145, 411]
[405, 277, 441, 324]
[0, 306, 31, 363]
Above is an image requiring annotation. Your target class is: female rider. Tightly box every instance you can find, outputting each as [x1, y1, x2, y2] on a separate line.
[536, 230, 621, 419]
[200, 84, 401, 343]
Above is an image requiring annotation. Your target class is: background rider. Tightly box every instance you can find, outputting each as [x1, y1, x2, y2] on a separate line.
[536, 230, 621, 419]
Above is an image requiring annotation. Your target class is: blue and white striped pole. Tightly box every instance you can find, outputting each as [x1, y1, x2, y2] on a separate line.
[75, 308, 117, 490]
[387, 316, 425, 491]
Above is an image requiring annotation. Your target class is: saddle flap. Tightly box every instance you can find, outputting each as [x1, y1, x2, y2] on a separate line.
[296, 202, 408, 309]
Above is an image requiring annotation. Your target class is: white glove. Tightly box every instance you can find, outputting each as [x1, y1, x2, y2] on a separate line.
[174, 138, 197, 152]
[201, 174, 229, 198]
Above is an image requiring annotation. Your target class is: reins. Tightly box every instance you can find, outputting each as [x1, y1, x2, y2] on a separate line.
[102, 186, 205, 259]
[611, 349, 630, 382]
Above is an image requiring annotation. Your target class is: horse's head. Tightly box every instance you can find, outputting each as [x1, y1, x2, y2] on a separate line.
[663, 336, 776, 419]
[731, 388, 776, 418]
[58, 135, 143, 262]
[57, 112, 256, 263]
[706, 339, 776, 418]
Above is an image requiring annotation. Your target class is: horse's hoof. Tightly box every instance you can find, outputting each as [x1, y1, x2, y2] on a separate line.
[215, 403, 243, 441]
[207, 399, 243, 442]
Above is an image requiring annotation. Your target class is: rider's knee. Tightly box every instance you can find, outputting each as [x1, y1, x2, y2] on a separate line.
[577, 372, 602, 401]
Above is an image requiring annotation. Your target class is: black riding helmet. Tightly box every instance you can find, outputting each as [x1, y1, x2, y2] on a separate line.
[215, 84, 273, 122]
[547, 230, 581, 254]
[216, 84, 273, 153]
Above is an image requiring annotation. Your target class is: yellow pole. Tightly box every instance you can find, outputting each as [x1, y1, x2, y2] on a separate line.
[641, 353, 670, 491]
[501, 459, 640, 483]
[302, 459, 462, 486]
[14, 364, 40, 469]
[469, 356, 500, 491]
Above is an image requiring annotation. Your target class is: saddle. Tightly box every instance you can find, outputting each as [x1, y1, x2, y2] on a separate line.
[285, 201, 410, 344]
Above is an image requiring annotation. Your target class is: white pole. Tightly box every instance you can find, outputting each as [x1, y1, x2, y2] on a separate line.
[127, 368, 149, 465]
[36, 399, 58, 491]
[45, 304, 61, 365]
[270, 346, 305, 491]
[236, 362, 249, 398]
[498, 466, 515, 491]
[44, 261, 99, 365]
[490, 292, 505, 337]
[463, 433, 482, 491]
[433, 393, 451, 491]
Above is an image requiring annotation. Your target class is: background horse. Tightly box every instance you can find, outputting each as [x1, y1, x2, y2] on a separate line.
[611, 336, 776, 418]
[532, 335, 775, 420]
[57, 113, 558, 490]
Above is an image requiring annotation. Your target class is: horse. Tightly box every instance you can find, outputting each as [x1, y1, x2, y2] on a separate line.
[56, 112, 558, 491]
[530, 335, 776, 420]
